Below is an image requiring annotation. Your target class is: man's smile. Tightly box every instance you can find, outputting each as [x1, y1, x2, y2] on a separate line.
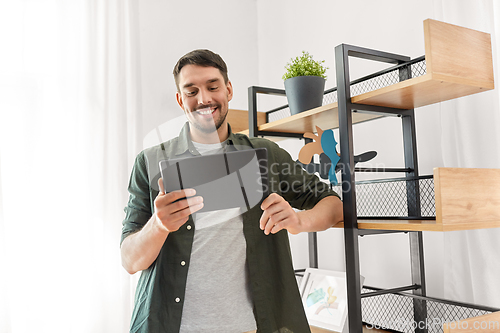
[196, 106, 216, 115]
[194, 104, 221, 119]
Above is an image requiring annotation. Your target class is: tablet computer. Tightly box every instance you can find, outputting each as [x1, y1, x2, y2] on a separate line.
[159, 148, 268, 213]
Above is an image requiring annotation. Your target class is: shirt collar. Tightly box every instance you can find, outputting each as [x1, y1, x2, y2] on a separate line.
[226, 124, 246, 150]
[174, 122, 244, 156]
[174, 122, 195, 156]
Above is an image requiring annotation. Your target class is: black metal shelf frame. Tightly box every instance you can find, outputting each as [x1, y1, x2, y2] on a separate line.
[335, 43, 428, 333]
[247, 44, 495, 333]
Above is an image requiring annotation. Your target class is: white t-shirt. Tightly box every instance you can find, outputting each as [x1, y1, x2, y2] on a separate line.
[179, 140, 257, 333]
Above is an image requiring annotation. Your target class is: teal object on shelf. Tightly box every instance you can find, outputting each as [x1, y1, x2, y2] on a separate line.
[320, 129, 340, 185]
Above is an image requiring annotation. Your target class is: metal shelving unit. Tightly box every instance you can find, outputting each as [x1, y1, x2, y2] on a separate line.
[246, 19, 498, 333]
[247, 44, 430, 332]
[335, 44, 427, 333]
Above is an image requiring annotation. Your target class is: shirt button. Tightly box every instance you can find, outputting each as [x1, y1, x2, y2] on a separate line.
[186, 225, 192, 230]
[180, 261, 186, 266]
[175, 297, 181, 303]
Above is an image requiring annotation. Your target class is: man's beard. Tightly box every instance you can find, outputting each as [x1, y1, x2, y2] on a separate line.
[189, 103, 228, 134]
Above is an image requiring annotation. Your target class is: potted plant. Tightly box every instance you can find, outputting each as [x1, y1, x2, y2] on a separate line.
[282, 51, 328, 115]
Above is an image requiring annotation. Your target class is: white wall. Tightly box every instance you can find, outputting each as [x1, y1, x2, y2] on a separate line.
[137, 0, 259, 145]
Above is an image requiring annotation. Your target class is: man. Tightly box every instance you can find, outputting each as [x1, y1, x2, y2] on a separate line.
[121, 49, 343, 333]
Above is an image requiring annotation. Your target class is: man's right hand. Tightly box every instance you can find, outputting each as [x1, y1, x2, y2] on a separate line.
[154, 178, 204, 232]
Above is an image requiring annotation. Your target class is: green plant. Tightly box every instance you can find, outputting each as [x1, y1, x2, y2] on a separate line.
[282, 51, 328, 81]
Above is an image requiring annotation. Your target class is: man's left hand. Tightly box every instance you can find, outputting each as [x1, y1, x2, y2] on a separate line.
[259, 193, 306, 235]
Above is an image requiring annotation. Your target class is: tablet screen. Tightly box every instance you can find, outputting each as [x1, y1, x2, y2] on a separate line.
[159, 148, 268, 213]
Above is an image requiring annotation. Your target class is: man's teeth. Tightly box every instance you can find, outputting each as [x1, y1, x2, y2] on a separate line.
[197, 107, 214, 115]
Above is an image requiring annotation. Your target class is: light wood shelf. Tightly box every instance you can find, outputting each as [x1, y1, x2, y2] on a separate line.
[334, 219, 443, 232]
[332, 167, 500, 232]
[334, 219, 500, 232]
[227, 109, 266, 134]
[238, 71, 493, 136]
[237, 19, 494, 137]
[239, 102, 383, 136]
[443, 310, 500, 333]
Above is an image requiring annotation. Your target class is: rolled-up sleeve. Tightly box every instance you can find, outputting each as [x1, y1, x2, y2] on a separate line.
[121, 152, 153, 245]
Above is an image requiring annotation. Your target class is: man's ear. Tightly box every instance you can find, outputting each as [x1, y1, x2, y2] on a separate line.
[176, 91, 184, 110]
[226, 80, 233, 102]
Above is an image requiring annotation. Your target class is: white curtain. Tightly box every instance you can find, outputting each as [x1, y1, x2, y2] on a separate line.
[433, 0, 500, 308]
[0, 1, 141, 332]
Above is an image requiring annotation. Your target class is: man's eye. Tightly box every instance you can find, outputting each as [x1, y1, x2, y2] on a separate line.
[209, 87, 218, 91]
[186, 91, 196, 96]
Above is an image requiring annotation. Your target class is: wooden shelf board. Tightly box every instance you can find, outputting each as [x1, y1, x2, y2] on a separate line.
[440, 221, 500, 232]
[227, 109, 266, 134]
[334, 219, 443, 232]
[443, 310, 500, 333]
[241, 102, 383, 135]
[434, 167, 500, 230]
[424, 19, 494, 91]
[352, 73, 493, 110]
[239, 73, 492, 137]
[333, 219, 500, 232]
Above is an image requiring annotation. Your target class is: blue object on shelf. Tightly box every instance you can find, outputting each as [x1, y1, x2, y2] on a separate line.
[320, 129, 340, 185]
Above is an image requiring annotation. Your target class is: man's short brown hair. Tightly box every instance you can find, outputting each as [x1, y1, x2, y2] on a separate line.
[173, 49, 228, 91]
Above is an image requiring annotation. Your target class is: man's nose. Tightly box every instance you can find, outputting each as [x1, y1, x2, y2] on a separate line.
[197, 89, 212, 105]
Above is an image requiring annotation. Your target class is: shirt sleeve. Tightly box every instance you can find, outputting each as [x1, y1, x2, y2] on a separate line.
[121, 151, 153, 245]
[272, 143, 340, 210]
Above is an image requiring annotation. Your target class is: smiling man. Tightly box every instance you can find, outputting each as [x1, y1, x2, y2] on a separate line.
[121, 49, 343, 333]
[175, 62, 232, 143]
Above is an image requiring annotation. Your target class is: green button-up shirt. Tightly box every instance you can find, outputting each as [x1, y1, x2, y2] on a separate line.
[121, 123, 339, 333]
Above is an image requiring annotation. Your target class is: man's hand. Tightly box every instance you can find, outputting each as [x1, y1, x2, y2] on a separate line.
[155, 178, 204, 233]
[259, 193, 343, 236]
[121, 179, 204, 274]
[260, 193, 305, 235]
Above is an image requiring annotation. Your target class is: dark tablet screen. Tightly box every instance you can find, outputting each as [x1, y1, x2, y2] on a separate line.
[159, 148, 268, 213]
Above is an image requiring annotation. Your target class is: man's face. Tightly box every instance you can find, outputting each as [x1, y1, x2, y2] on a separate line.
[176, 65, 233, 138]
